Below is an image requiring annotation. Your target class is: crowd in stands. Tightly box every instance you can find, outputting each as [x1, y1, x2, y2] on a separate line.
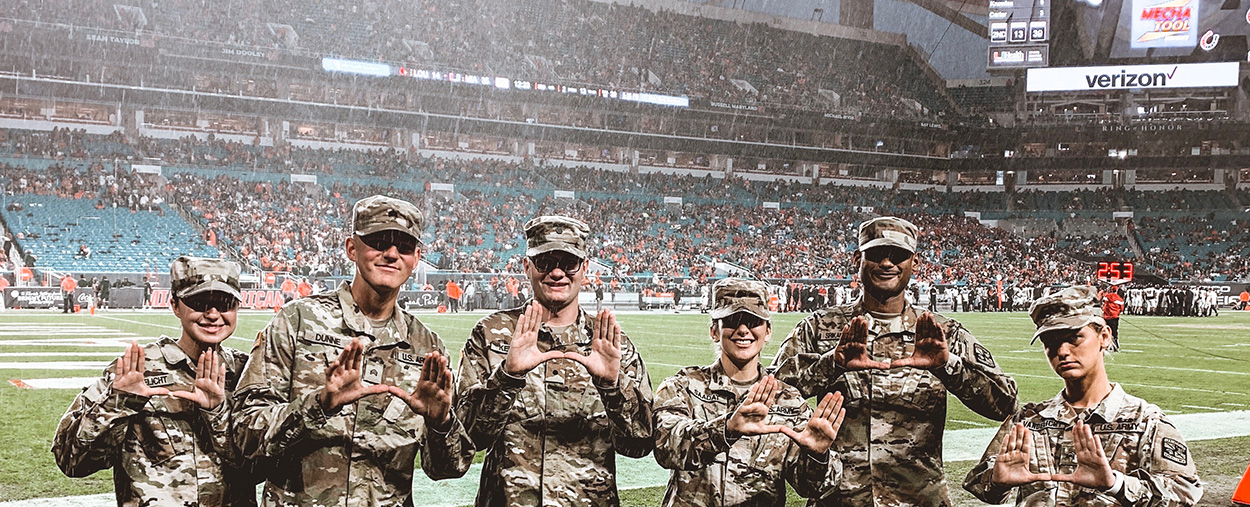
[1, 128, 1248, 284]
[10, 0, 949, 119]
[165, 174, 354, 277]
[1133, 214, 1250, 281]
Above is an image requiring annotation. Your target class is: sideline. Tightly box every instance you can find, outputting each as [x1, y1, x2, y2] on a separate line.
[4, 410, 1247, 507]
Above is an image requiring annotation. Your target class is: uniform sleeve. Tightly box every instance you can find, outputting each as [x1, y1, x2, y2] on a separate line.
[929, 324, 1018, 421]
[51, 362, 148, 477]
[783, 404, 841, 500]
[453, 321, 526, 449]
[1114, 416, 1203, 507]
[596, 334, 654, 458]
[962, 416, 1019, 505]
[194, 349, 245, 468]
[419, 411, 474, 480]
[770, 318, 843, 400]
[230, 307, 335, 459]
[417, 336, 474, 480]
[652, 376, 733, 471]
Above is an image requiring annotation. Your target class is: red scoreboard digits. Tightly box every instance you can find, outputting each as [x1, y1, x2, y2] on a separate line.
[1096, 261, 1134, 282]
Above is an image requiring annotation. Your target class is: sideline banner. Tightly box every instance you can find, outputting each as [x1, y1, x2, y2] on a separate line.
[400, 290, 442, 309]
[1, 288, 99, 309]
[4, 287, 65, 309]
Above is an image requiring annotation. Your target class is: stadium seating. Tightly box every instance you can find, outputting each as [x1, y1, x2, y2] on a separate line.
[2, 128, 1247, 284]
[0, 194, 218, 273]
[12, 0, 952, 118]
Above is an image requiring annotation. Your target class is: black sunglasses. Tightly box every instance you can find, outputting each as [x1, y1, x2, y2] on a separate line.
[180, 292, 240, 313]
[863, 246, 914, 265]
[529, 253, 583, 275]
[359, 231, 418, 255]
[720, 313, 767, 330]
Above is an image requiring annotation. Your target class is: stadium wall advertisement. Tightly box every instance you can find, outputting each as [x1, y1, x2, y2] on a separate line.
[1191, 282, 1250, 306]
[1025, 62, 1238, 92]
[147, 288, 285, 309]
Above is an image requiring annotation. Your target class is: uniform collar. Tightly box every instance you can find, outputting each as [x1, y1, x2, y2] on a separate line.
[852, 299, 918, 335]
[1039, 383, 1125, 422]
[337, 281, 410, 347]
[527, 299, 592, 347]
[156, 335, 195, 370]
[705, 360, 762, 395]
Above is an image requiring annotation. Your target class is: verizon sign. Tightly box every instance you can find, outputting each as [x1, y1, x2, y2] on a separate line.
[1026, 62, 1238, 92]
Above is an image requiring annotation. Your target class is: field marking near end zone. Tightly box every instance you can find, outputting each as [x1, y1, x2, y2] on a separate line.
[4, 410, 1246, 507]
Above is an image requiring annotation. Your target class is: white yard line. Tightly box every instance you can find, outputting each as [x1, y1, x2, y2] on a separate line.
[0, 338, 150, 347]
[6, 411, 1246, 507]
[94, 315, 180, 331]
[0, 361, 111, 370]
[0, 352, 124, 358]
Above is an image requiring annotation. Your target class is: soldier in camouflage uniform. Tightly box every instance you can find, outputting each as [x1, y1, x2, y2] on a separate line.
[53, 256, 258, 506]
[771, 216, 1019, 506]
[455, 215, 654, 507]
[964, 286, 1202, 506]
[232, 195, 472, 506]
[655, 278, 846, 507]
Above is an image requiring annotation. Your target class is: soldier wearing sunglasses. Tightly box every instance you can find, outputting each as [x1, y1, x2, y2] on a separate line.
[654, 278, 846, 506]
[455, 215, 655, 507]
[232, 195, 472, 506]
[54, 257, 259, 506]
[771, 216, 1019, 506]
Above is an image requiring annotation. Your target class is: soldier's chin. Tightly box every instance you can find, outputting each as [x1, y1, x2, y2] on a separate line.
[864, 284, 906, 303]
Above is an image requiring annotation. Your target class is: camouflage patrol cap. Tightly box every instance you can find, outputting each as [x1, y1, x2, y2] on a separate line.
[858, 216, 919, 253]
[170, 256, 241, 300]
[352, 195, 424, 241]
[710, 278, 771, 320]
[1028, 285, 1106, 343]
[525, 215, 590, 258]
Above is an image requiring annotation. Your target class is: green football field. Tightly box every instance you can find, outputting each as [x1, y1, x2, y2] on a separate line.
[0, 308, 1247, 505]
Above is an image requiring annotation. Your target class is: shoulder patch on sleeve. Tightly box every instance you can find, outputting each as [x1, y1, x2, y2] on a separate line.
[252, 331, 265, 352]
[1160, 437, 1188, 465]
[973, 343, 996, 369]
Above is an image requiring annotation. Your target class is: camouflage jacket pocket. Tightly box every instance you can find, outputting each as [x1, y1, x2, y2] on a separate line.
[873, 369, 945, 411]
[134, 415, 182, 467]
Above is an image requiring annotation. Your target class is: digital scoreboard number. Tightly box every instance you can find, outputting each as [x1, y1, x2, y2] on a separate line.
[1096, 261, 1134, 282]
[988, 0, 1050, 68]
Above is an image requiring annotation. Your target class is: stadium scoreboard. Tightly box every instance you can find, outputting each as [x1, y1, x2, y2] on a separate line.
[991, 0, 1250, 70]
[988, 0, 1050, 68]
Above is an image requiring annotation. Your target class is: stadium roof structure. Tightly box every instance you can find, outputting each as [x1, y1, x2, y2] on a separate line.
[909, 0, 988, 38]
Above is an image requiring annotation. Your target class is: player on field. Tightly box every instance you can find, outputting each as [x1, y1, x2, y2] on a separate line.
[1100, 284, 1125, 351]
[964, 286, 1202, 506]
[771, 216, 1019, 506]
[455, 215, 654, 507]
[232, 195, 472, 506]
[654, 278, 845, 506]
[53, 257, 257, 506]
